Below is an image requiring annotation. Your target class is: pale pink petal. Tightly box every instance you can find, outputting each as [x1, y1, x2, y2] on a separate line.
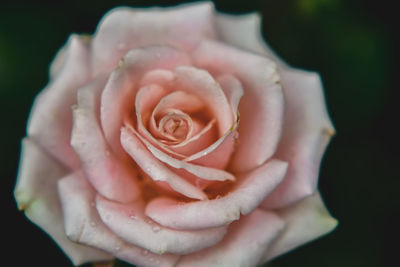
[120, 127, 208, 200]
[154, 110, 193, 143]
[177, 209, 284, 267]
[181, 74, 243, 168]
[135, 84, 169, 135]
[57, 172, 179, 267]
[14, 139, 112, 265]
[215, 12, 285, 65]
[216, 74, 244, 121]
[27, 34, 91, 170]
[100, 46, 190, 157]
[133, 85, 190, 156]
[149, 91, 205, 143]
[139, 69, 175, 88]
[70, 77, 140, 203]
[91, 2, 216, 75]
[153, 91, 205, 117]
[193, 40, 284, 172]
[184, 129, 236, 170]
[96, 195, 228, 255]
[170, 119, 216, 156]
[261, 69, 335, 208]
[144, 89, 216, 156]
[262, 192, 338, 262]
[130, 127, 236, 182]
[145, 159, 288, 229]
[173, 66, 234, 136]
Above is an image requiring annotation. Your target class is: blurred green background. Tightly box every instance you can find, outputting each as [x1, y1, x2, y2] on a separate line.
[1, 0, 398, 266]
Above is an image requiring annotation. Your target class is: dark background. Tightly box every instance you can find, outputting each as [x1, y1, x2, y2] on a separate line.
[1, 0, 398, 266]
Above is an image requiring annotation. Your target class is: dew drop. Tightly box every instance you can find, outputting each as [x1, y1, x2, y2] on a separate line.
[115, 246, 121, 251]
[128, 211, 137, 220]
[152, 225, 161, 233]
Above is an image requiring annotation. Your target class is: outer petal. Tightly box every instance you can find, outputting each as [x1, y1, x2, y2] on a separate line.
[177, 209, 284, 267]
[100, 46, 191, 156]
[58, 172, 179, 267]
[27, 34, 91, 170]
[96, 195, 228, 255]
[14, 139, 112, 266]
[262, 69, 335, 208]
[261, 192, 338, 262]
[91, 2, 216, 75]
[215, 12, 285, 65]
[145, 160, 288, 229]
[193, 40, 284, 173]
[70, 77, 140, 203]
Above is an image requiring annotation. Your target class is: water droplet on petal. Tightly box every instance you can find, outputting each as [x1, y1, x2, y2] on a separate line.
[152, 225, 161, 233]
[115, 246, 121, 251]
[128, 211, 137, 220]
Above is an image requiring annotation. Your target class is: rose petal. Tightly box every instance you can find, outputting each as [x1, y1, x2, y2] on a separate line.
[120, 127, 208, 200]
[91, 2, 216, 76]
[145, 159, 288, 229]
[135, 84, 169, 135]
[169, 119, 216, 156]
[180, 74, 243, 169]
[139, 69, 176, 87]
[216, 74, 244, 122]
[71, 77, 140, 203]
[57, 172, 179, 267]
[133, 84, 190, 158]
[149, 91, 205, 144]
[96, 196, 229, 255]
[100, 46, 190, 157]
[262, 192, 338, 261]
[14, 139, 112, 265]
[215, 12, 285, 65]
[129, 126, 236, 182]
[27, 34, 90, 170]
[153, 91, 205, 118]
[173, 66, 234, 136]
[177, 209, 284, 267]
[261, 69, 336, 208]
[184, 129, 236, 170]
[193, 40, 284, 172]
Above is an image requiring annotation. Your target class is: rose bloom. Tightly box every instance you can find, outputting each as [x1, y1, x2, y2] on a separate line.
[14, 2, 337, 267]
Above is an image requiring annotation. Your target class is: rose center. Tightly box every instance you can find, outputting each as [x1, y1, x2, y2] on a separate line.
[158, 112, 191, 143]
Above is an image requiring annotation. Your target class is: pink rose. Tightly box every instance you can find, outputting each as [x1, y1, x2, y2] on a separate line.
[14, 2, 337, 266]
